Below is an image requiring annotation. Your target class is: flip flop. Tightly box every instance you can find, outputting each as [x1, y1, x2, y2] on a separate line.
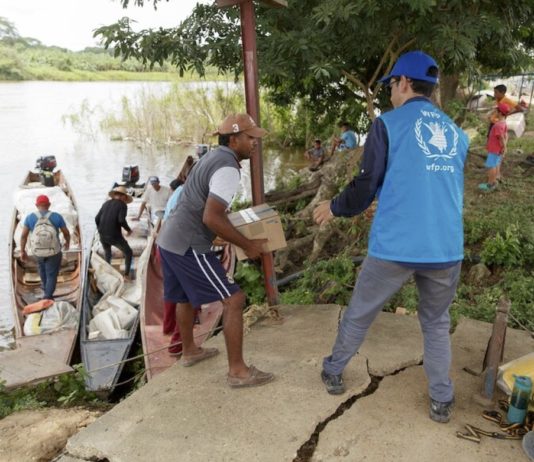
[181, 347, 219, 367]
[227, 365, 274, 388]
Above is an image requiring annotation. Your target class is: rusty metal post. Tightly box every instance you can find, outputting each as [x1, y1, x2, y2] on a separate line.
[481, 297, 510, 401]
[239, 0, 279, 305]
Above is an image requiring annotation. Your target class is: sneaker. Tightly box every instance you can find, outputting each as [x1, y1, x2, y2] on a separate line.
[429, 397, 455, 423]
[168, 343, 183, 357]
[478, 182, 496, 192]
[321, 370, 345, 395]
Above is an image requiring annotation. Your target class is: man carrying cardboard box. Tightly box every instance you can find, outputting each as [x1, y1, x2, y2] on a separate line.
[157, 113, 274, 388]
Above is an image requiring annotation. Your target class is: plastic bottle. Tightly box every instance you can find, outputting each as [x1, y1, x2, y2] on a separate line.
[507, 375, 532, 424]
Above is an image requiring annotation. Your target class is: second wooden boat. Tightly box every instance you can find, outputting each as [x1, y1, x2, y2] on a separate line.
[80, 185, 151, 393]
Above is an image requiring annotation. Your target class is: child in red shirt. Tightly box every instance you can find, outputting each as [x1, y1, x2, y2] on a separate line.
[479, 103, 509, 192]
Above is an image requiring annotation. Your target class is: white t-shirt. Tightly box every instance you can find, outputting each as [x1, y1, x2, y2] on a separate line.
[209, 167, 241, 206]
[142, 185, 171, 213]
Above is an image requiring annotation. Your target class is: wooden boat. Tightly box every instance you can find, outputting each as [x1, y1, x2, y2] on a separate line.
[2, 169, 84, 389]
[140, 225, 231, 381]
[80, 185, 151, 393]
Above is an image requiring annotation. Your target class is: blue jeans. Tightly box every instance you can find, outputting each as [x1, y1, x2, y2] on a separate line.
[323, 256, 461, 402]
[37, 252, 62, 300]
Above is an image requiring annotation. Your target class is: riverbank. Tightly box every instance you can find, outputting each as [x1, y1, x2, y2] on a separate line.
[0, 42, 226, 82]
[264, 119, 534, 332]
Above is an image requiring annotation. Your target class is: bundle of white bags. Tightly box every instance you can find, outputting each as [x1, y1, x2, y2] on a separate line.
[87, 252, 142, 340]
[23, 301, 79, 336]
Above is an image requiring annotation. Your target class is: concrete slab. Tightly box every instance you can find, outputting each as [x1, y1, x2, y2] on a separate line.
[64, 305, 370, 462]
[313, 318, 534, 461]
[359, 311, 424, 376]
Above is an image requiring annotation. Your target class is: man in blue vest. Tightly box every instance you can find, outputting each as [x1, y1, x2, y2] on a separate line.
[313, 51, 469, 423]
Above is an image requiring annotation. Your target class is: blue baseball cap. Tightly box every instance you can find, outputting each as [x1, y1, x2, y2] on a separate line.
[149, 176, 160, 184]
[379, 51, 439, 84]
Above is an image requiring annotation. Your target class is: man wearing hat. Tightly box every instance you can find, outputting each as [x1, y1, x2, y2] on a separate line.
[314, 51, 469, 423]
[20, 194, 70, 300]
[135, 176, 171, 223]
[157, 113, 274, 388]
[95, 186, 134, 279]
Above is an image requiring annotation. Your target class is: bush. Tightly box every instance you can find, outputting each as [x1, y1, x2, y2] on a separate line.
[481, 224, 522, 267]
[0, 365, 104, 419]
[234, 262, 266, 305]
[280, 254, 356, 305]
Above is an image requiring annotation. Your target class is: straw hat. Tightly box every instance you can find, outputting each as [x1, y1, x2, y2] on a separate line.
[108, 186, 133, 204]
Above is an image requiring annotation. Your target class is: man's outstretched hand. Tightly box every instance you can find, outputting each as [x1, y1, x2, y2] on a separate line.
[313, 200, 334, 225]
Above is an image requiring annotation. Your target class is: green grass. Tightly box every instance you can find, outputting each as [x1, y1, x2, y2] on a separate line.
[0, 365, 108, 419]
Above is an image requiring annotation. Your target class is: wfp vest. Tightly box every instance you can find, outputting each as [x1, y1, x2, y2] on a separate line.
[368, 99, 469, 263]
[157, 146, 241, 255]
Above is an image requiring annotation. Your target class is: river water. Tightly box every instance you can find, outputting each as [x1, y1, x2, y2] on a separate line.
[0, 81, 306, 348]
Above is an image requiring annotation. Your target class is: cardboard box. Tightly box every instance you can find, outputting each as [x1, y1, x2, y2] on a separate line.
[228, 203, 287, 260]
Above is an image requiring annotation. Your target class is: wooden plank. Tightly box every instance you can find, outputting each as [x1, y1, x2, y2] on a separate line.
[16, 329, 77, 365]
[0, 348, 73, 389]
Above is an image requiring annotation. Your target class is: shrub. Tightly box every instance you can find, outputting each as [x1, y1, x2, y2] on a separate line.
[481, 224, 522, 267]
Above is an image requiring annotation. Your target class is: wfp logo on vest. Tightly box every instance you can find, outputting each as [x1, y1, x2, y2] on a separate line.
[415, 115, 458, 161]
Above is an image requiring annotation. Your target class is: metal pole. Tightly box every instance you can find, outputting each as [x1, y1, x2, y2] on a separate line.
[239, 0, 279, 305]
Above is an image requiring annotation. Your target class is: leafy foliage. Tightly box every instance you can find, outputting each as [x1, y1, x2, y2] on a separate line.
[95, 1, 534, 122]
[234, 262, 266, 305]
[481, 224, 522, 267]
[280, 254, 356, 305]
[0, 365, 105, 419]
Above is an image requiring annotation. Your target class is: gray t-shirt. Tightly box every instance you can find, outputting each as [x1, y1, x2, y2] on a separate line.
[307, 146, 325, 159]
[156, 146, 241, 255]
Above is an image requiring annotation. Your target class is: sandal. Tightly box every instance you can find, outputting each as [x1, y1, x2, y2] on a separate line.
[227, 365, 274, 388]
[181, 347, 219, 367]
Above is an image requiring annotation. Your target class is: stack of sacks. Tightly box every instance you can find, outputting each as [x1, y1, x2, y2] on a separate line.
[87, 252, 139, 340]
[120, 243, 151, 306]
[13, 186, 80, 255]
[89, 296, 138, 340]
[23, 301, 79, 336]
[90, 252, 122, 295]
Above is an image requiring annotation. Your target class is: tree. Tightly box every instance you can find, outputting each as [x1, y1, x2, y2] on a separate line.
[0, 17, 41, 47]
[96, 1, 534, 125]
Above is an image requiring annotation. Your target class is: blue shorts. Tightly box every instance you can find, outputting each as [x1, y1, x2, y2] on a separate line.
[485, 153, 502, 168]
[159, 247, 240, 306]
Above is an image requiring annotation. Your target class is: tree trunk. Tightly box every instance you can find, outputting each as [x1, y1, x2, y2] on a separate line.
[439, 74, 460, 109]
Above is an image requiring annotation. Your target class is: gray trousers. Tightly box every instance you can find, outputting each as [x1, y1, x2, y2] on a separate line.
[323, 256, 461, 402]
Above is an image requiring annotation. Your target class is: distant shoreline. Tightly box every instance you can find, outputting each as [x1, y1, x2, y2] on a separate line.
[0, 69, 229, 83]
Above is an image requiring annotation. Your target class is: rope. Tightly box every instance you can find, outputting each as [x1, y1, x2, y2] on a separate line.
[508, 310, 534, 338]
[113, 369, 147, 388]
[86, 324, 224, 375]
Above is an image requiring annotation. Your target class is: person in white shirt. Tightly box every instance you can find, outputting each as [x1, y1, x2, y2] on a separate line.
[135, 176, 171, 222]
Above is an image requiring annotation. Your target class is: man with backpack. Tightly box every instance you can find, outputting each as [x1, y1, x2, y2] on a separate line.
[20, 194, 70, 300]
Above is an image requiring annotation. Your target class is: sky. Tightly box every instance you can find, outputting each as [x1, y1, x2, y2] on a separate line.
[1, 0, 211, 50]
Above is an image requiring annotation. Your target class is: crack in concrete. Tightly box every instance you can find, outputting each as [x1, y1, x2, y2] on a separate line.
[293, 361, 423, 462]
[52, 451, 110, 462]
